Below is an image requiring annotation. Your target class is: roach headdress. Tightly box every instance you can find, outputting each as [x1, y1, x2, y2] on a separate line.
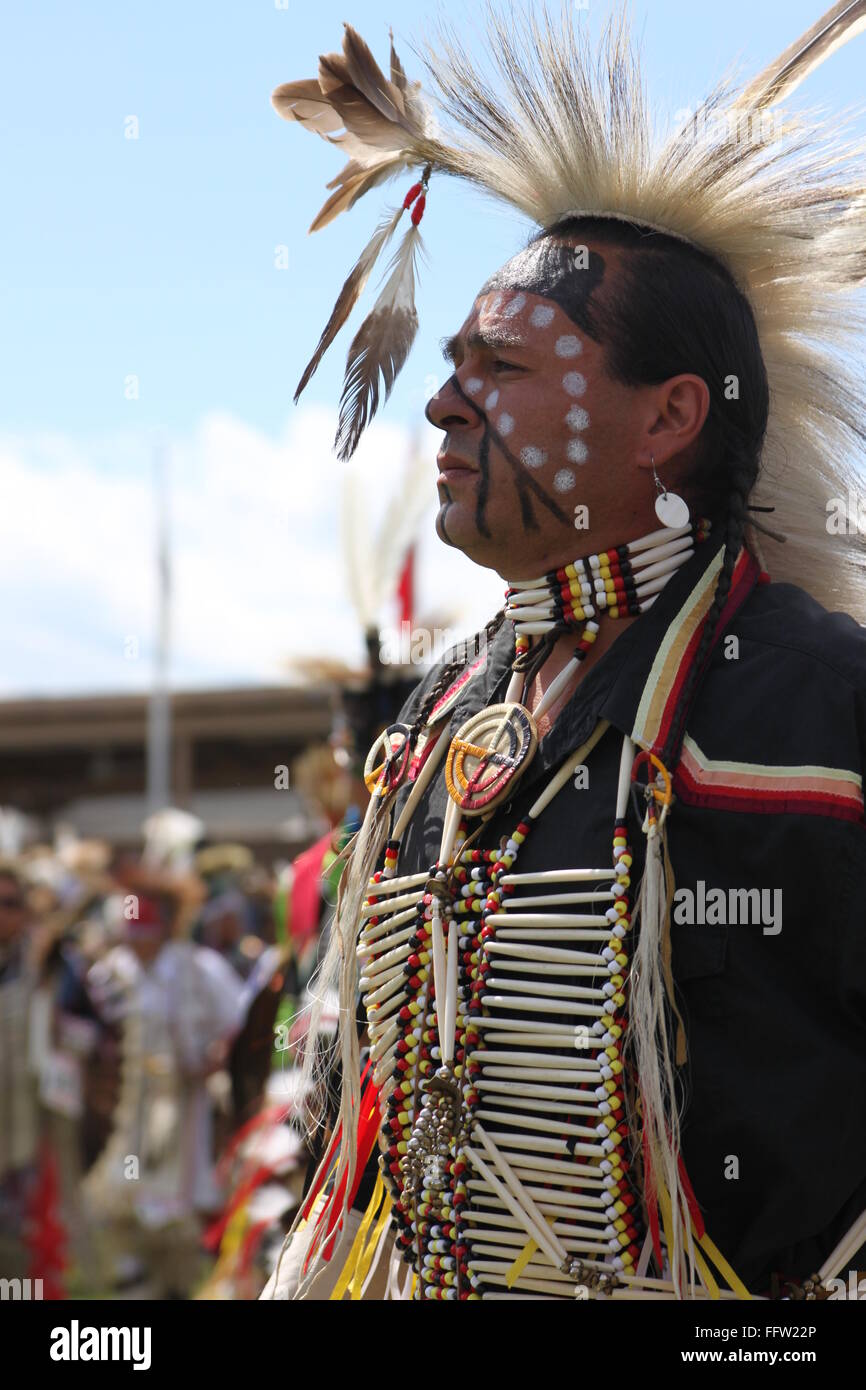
[274, 0, 866, 608]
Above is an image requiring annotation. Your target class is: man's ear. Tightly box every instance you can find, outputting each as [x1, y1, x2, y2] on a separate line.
[635, 375, 710, 472]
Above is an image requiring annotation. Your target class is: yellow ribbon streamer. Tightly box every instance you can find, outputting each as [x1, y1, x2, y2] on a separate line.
[657, 1177, 751, 1300]
[506, 1236, 538, 1288]
[350, 1188, 393, 1298]
[330, 1171, 385, 1301]
[695, 1226, 752, 1301]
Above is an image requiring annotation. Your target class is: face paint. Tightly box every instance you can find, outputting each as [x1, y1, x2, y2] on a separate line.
[427, 241, 613, 564]
[478, 239, 606, 336]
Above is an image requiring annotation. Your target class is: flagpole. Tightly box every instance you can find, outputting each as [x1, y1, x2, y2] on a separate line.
[146, 438, 172, 812]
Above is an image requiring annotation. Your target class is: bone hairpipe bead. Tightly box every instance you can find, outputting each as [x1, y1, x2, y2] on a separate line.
[484, 941, 609, 964]
[480, 994, 607, 1018]
[475, 1077, 603, 1099]
[499, 868, 616, 885]
[491, 932, 610, 948]
[364, 870, 429, 895]
[357, 920, 416, 958]
[478, 1113, 603, 1142]
[483, 976, 608, 1000]
[463, 1146, 563, 1269]
[472, 1050, 603, 1070]
[493, 958, 607, 977]
[471, 1125, 572, 1267]
[485, 911, 612, 926]
[360, 892, 422, 918]
[500, 891, 615, 907]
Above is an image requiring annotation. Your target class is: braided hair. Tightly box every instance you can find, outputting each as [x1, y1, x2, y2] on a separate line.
[533, 216, 771, 772]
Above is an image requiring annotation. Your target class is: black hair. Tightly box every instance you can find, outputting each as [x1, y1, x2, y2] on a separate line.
[530, 215, 770, 771]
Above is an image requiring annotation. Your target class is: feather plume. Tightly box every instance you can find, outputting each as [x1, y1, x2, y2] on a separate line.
[736, 0, 866, 110]
[334, 223, 424, 461]
[272, 24, 435, 232]
[270, 78, 344, 136]
[294, 202, 404, 400]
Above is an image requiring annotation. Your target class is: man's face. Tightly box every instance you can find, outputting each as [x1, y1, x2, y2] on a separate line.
[425, 238, 646, 577]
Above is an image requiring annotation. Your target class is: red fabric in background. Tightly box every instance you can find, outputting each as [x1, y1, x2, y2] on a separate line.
[289, 831, 334, 951]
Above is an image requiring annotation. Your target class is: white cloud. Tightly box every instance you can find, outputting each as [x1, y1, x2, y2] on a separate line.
[0, 407, 504, 696]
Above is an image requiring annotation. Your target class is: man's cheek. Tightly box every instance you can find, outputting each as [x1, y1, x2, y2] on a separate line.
[508, 397, 591, 498]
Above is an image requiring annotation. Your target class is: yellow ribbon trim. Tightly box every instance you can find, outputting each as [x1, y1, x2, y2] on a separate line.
[657, 1178, 752, 1300]
[695, 1226, 752, 1301]
[350, 1187, 393, 1299]
[330, 1171, 385, 1301]
[506, 1211, 562, 1289]
[658, 1180, 720, 1300]
[506, 1236, 538, 1288]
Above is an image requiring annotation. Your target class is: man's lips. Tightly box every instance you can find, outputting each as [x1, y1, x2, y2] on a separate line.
[437, 454, 477, 484]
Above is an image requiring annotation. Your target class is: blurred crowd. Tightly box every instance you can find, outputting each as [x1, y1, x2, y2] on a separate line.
[0, 819, 352, 1300]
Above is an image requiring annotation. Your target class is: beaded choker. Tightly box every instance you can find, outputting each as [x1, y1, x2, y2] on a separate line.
[504, 518, 711, 685]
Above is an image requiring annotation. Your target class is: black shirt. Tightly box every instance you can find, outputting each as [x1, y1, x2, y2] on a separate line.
[379, 535, 866, 1293]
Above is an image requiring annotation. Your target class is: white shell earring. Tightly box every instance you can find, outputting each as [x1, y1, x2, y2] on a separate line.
[652, 455, 690, 529]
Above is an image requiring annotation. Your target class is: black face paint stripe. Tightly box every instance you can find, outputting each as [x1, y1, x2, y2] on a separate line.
[447, 373, 571, 532]
[475, 429, 492, 539]
[437, 481, 454, 545]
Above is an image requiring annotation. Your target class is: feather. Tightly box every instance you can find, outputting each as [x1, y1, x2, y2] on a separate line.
[736, 0, 866, 110]
[273, 26, 435, 234]
[389, 28, 408, 96]
[310, 157, 398, 233]
[295, 203, 405, 400]
[270, 79, 344, 136]
[334, 224, 424, 461]
[340, 25, 405, 125]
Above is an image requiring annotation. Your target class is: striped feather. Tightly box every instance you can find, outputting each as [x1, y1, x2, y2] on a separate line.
[294, 203, 404, 399]
[334, 223, 424, 461]
[737, 0, 866, 110]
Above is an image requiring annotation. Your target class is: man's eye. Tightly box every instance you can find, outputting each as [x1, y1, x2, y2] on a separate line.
[493, 359, 523, 372]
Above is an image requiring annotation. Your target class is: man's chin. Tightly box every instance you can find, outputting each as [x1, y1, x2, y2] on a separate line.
[435, 507, 503, 570]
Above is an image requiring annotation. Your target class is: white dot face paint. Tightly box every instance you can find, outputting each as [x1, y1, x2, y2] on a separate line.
[566, 438, 588, 464]
[565, 406, 590, 431]
[488, 292, 503, 313]
[555, 335, 582, 358]
[503, 292, 526, 318]
[520, 446, 548, 469]
[485, 389, 500, 409]
[465, 377, 483, 395]
[563, 372, 587, 398]
[498, 413, 514, 436]
[554, 469, 576, 492]
[529, 304, 555, 328]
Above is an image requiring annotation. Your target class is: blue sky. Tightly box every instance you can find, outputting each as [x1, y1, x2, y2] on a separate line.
[1, 0, 865, 695]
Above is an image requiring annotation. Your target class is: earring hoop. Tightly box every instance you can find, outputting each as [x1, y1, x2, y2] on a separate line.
[651, 454, 690, 529]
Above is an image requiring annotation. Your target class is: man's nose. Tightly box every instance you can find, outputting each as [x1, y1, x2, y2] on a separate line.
[424, 374, 482, 432]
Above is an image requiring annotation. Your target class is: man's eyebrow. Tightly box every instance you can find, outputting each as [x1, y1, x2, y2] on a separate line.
[440, 327, 532, 363]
